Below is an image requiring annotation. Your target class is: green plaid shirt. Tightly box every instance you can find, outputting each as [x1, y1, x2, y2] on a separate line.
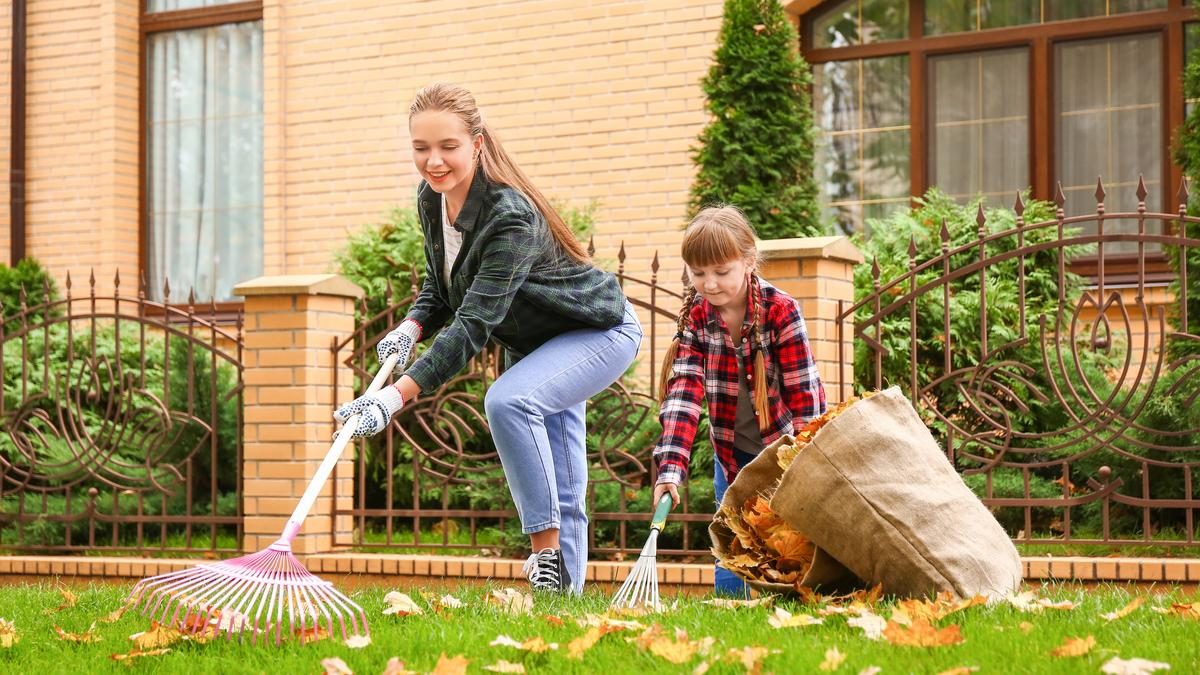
[404, 172, 627, 393]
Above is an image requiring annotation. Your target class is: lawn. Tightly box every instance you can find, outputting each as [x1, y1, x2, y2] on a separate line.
[1, 579, 1198, 674]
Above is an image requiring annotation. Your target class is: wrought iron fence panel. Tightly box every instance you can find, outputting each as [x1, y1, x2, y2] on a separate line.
[0, 271, 243, 554]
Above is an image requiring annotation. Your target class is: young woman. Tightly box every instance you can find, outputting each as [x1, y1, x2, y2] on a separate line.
[334, 83, 642, 594]
[653, 205, 826, 595]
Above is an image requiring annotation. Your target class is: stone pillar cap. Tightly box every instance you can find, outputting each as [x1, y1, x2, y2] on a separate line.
[234, 274, 364, 299]
[758, 236, 864, 265]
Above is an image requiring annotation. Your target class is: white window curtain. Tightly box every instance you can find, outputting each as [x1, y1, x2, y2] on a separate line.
[146, 21, 263, 302]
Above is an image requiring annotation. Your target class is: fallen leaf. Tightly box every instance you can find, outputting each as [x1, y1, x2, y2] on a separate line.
[1037, 598, 1078, 611]
[724, 645, 777, 675]
[702, 596, 776, 609]
[847, 611, 888, 640]
[430, 653, 470, 675]
[1102, 597, 1145, 622]
[54, 623, 101, 643]
[576, 613, 646, 631]
[483, 661, 526, 673]
[858, 668, 882, 675]
[489, 635, 557, 653]
[693, 662, 712, 675]
[0, 618, 18, 648]
[820, 647, 847, 671]
[1005, 590, 1040, 612]
[767, 607, 823, 629]
[567, 624, 625, 659]
[295, 624, 331, 643]
[344, 634, 371, 649]
[43, 587, 79, 615]
[882, 619, 963, 647]
[1019, 621, 1035, 633]
[1051, 635, 1096, 657]
[542, 614, 565, 627]
[485, 588, 533, 616]
[1153, 602, 1200, 620]
[321, 656, 353, 675]
[381, 657, 417, 675]
[110, 648, 171, 662]
[1100, 656, 1172, 674]
[99, 598, 137, 624]
[433, 595, 464, 611]
[129, 621, 185, 649]
[936, 669, 978, 675]
[382, 592, 424, 616]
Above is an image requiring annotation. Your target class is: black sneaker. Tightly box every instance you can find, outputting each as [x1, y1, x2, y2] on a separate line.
[522, 547, 571, 592]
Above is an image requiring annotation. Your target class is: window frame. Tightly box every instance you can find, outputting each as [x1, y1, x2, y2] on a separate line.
[802, 0, 1193, 262]
[139, 0, 264, 320]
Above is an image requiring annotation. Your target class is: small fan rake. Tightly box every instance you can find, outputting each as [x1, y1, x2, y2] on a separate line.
[611, 493, 674, 612]
[127, 353, 401, 645]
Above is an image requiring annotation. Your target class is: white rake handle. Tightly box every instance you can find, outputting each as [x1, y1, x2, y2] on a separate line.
[272, 351, 401, 550]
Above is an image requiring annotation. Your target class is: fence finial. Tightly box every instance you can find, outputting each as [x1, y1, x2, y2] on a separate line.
[1013, 192, 1025, 219]
[1094, 176, 1106, 208]
[1053, 182, 1066, 214]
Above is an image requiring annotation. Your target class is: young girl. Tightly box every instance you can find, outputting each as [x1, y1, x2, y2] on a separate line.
[334, 83, 643, 594]
[652, 205, 826, 595]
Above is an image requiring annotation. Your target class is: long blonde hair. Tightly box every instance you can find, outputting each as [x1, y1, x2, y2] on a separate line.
[409, 83, 589, 263]
[659, 205, 770, 432]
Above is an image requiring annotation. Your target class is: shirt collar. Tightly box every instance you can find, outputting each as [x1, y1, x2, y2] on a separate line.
[448, 168, 489, 233]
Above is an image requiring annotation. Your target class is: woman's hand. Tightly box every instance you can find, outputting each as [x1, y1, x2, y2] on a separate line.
[653, 481, 680, 509]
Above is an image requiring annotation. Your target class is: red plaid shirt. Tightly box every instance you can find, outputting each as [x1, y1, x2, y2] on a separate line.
[654, 279, 826, 485]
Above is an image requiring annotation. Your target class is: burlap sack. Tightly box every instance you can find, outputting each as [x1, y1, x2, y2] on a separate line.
[770, 386, 1021, 600]
[709, 436, 861, 595]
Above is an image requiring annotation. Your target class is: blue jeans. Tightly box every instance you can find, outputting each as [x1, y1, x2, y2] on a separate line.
[485, 301, 642, 593]
[713, 448, 756, 597]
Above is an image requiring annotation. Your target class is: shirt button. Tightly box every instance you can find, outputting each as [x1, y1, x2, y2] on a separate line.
[421, 200, 429, 207]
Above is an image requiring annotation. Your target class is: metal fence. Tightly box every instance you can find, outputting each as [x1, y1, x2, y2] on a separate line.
[0, 271, 244, 554]
[841, 178, 1200, 549]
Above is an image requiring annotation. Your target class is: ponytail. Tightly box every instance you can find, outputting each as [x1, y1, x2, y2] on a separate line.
[659, 286, 698, 402]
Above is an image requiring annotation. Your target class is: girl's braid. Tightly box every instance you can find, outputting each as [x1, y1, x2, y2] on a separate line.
[658, 285, 699, 403]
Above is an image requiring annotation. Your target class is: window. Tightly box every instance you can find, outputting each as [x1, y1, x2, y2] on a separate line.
[925, 0, 1168, 35]
[143, 1, 263, 303]
[812, 0, 908, 48]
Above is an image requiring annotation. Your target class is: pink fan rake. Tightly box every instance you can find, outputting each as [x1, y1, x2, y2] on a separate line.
[127, 353, 400, 645]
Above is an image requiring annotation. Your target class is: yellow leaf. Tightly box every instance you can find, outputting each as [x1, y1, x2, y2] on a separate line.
[381, 657, 417, 675]
[1037, 598, 1077, 611]
[1160, 602, 1200, 620]
[382, 592, 424, 616]
[542, 614, 564, 626]
[55, 623, 101, 643]
[1102, 597, 1145, 622]
[433, 594, 464, 611]
[847, 611, 887, 641]
[575, 613, 645, 631]
[430, 653, 470, 675]
[99, 598, 137, 624]
[567, 625, 624, 659]
[483, 661, 526, 674]
[485, 589, 532, 616]
[489, 635, 557, 653]
[819, 647, 847, 671]
[295, 624, 331, 644]
[1005, 591, 1040, 612]
[344, 634, 371, 649]
[1051, 635, 1096, 657]
[129, 621, 185, 649]
[935, 668, 979, 675]
[767, 607, 823, 629]
[882, 619, 963, 647]
[724, 645, 777, 675]
[320, 656, 353, 675]
[1019, 621, 1035, 634]
[1100, 656, 1173, 674]
[0, 618, 18, 648]
[109, 648, 171, 662]
[702, 596, 776, 609]
[42, 587, 79, 615]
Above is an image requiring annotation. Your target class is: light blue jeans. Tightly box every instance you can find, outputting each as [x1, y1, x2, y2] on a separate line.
[484, 301, 642, 593]
[713, 448, 755, 597]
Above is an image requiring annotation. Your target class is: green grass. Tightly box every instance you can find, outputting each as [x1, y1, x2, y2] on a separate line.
[1, 580, 1199, 674]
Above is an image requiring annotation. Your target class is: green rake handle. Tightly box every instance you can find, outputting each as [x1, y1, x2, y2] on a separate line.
[649, 493, 673, 532]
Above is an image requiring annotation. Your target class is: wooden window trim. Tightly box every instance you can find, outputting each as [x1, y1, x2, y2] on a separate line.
[138, 1, 264, 322]
[802, 0, 1195, 280]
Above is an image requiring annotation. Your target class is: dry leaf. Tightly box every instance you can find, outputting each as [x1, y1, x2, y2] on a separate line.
[693, 662, 712, 675]
[858, 668, 882, 675]
[1153, 602, 1200, 620]
[702, 596, 776, 609]
[433, 595, 464, 611]
[567, 625, 624, 659]
[1037, 598, 1078, 611]
[55, 623, 101, 643]
[1051, 635, 1096, 657]
[430, 653, 470, 675]
[489, 635, 557, 653]
[99, 598, 137, 624]
[1103, 597, 1145, 622]
[576, 613, 646, 631]
[820, 647, 847, 671]
[542, 614, 564, 626]
[321, 656, 353, 675]
[382, 592, 424, 616]
[381, 657, 417, 675]
[295, 624, 331, 643]
[936, 669, 979, 675]
[43, 587, 79, 615]
[1019, 621, 1035, 633]
[110, 648, 171, 662]
[1005, 590, 1040, 612]
[767, 607, 823, 628]
[724, 645, 777, 675]
[344, 634, 371, 648]
[847, 611, 888, 640]
[129, 621, 185, 649]
[485, 589, 533, 616]
[0, 618, 18, 648]
[1100, 657, 1172, 674]
[483, 661, 526, 674]
[882, 619, 963, 647]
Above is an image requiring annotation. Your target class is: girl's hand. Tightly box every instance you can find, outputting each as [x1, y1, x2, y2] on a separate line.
[653, 481, 680, 509]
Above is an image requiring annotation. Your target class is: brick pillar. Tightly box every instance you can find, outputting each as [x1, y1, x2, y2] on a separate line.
[234, 274, 363, 554]
[759, 236, 863, 406]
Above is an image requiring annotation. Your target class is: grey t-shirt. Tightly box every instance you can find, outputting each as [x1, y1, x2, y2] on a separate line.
[732, 348, 765, 455]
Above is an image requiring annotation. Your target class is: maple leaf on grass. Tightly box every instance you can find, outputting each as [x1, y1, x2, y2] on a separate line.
[882, 619, 963, 647]
[110, 648, 171, 662]
[99, 598, 137, 624]
[723, 645, 778, 675]
[382, 591, 424, 616]
[847, 611, 888, 640]
[483, 661, 526, 673]
[1102, 597, 1145, 622]
[54, 623, 102, 643]
[430, 653, 470, 675]
[42, 587, 79, 615]
[129, 621, 185, 649]
[344, 634, 371, 648]
[1050, 635, 1096, 657]
[1100, 657, 1172, 674]
[0, 618, 18, 648]
[320, 656, 353, 675]
[935, 668, 979, 675]
[702, 596, 776, 609]
[381, 657, 417, 675]
[567, 625, 625, 659]
[295, 623, 331, 643]
[489, 635, 558, 653]
[767, 607, 823, 628]
[1153, 602, 1200, 620]
[819, 647, 846, 671]
[485, 588, 533, 616]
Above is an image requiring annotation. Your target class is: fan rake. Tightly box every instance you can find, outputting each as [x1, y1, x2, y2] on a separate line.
[610, 493, 674, 612]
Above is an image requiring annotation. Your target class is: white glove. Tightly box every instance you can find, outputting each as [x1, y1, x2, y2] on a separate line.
[377, 319, 421, 377]
[333, 386, 405, 438]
